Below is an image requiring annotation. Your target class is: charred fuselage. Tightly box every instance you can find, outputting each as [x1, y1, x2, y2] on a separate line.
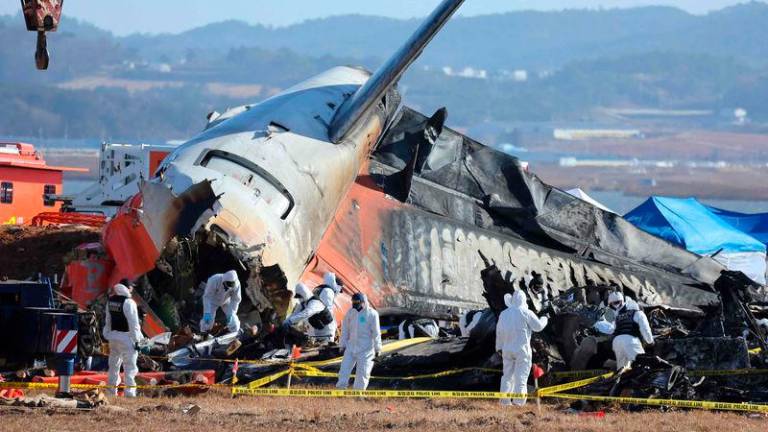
[103, 0, 728, 335]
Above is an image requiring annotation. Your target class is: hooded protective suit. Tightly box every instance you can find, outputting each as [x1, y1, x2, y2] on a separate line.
[495, 291, 548, 406]
[200, 270, 242, 333]
[594, 292, 654, 370]
[336, 293, 382, 390]
[315, 272, 342, 340]
[103, 283, 145, 397]
[397, 318, 439, 340]
[284, 280, 336, 341]
[293, 282, 313, 303]
[459, 310, 483, 338]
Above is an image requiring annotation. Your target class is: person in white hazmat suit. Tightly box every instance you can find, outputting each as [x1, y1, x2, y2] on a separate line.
[200, 270, 242, 333]
[594, 291, 654, 370]
[496, 290, 549, 406]
[282, 279, 338, 343]
[103, 282, 146, 397]
[336, 292, 382, 390]
[459, 310, 483, 338]
[397, 318, 439, 340]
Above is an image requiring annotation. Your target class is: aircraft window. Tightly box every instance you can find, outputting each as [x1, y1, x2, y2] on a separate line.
[199, 150, 295, 220]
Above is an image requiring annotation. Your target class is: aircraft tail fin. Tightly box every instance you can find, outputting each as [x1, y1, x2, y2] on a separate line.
[329, 0, 465, 143]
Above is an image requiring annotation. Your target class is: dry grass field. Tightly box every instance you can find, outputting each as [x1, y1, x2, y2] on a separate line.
[2, 390, 766, 432]
[535, 164, 768, 200]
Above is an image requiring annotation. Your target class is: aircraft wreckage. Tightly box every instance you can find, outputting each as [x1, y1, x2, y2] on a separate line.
[56, 0, 768, 402]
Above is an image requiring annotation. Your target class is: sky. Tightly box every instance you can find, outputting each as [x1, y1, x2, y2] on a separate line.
[1, 0, 756, 35]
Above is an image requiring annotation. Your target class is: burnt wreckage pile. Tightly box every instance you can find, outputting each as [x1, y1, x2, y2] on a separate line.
[473, 258, 768, 405]
[9, 0, 768, 410]
[95, 106, 768, 407]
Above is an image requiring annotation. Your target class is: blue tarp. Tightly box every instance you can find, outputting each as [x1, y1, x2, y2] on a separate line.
[624, 197, 766, 256]
[706, 206, 768, 245]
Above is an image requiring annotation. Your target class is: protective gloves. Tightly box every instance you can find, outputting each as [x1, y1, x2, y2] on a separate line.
[202, 312, 213, 326]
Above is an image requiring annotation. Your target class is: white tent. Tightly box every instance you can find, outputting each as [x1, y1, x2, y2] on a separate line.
[566, 188, 615, 214]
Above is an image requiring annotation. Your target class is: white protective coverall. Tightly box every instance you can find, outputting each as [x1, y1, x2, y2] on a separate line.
[459, 310, 483, 338]
[336, 294, 382, 390]
[103, 284, 145, 397]
[398, 318, 439, 340]
[594, 292, 654, 370]
[200, 270, 242, 333]
[495, 291, 548, 406]
[284, 280, 337, 341]
[315, 272, 341, 340]
[289, 282, 313, 311]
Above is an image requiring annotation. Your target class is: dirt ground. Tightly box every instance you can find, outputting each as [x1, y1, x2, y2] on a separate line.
[0, 225, 100, 280]
[1, 390, 766, 432]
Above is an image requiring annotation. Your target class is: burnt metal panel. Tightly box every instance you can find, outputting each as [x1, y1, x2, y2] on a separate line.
[373, 107, 725, 294]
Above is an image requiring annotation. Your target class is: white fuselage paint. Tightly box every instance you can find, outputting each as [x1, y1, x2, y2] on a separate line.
[149, 67, 385, 313]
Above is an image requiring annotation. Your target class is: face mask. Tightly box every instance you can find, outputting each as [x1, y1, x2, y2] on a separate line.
[224, 281, 235, 290]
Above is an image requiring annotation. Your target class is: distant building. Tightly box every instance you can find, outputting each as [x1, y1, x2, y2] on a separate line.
[734, 108, 749, 126]
[498, 69, 529, 82]
[559, 157, 675, 168]
[553, 129, 642, 141]
[603, 108, 713, 119]
[0, 142, 87, 225]
[152, 63, 173, 73]
[441, 66, 488, 79]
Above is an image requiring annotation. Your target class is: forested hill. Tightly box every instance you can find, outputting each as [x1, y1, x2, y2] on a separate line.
[1, 3, 767, 140]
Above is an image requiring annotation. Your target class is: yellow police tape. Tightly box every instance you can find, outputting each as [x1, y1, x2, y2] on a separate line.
[537, 372, 615, 395]
[548, 369, 609, 380]
[548, 393, 768, 414]
[291, 364, 501, 381]
[290, 364, 606, 383]
[236, 363, 603, 398]
[0, 381, 59, 390]
[233, 387, 531, 399]
[0, 381, 225, 390]
[232, 384, 768, 414]
[242, 337, 439, 387]
[248, 368, 293, 389]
